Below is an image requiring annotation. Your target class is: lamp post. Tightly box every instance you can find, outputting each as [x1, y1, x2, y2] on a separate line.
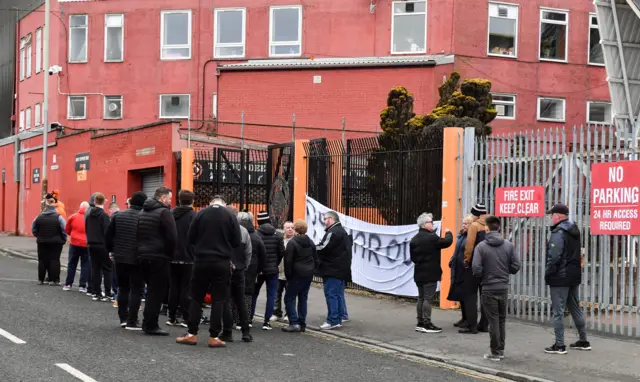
[41, 0, 51, 200]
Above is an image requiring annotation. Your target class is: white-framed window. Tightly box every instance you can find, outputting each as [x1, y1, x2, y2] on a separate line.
[491, 93, 516, 119]
[69, 14, 88, 63]
[212, 93, 218, 119]
[36, 28, 42, 73]
[105, 14, 124, 62]
[159, 94, 190, 119]
[41, 104, 45, 127]
[588, 14, 604, 66]
[269, 6, 302, 57]
[19, 110, 25, 131]
[25, 107, 31, 130]
[161, 10, 192, 60]
[214, 8, 246, 58]
[391, 1, 427, 54]
[68, 95, 87, 120]
[488, 3, 518, 58]
[537, 97, 565, 122]
[19, 38, 25, 81]
[539, 8, 568, 62]
[26, 35, 32, 78]
[104, 95, 123, 119]
[35, 103, 41, 126]
[587, 101, 612, 124]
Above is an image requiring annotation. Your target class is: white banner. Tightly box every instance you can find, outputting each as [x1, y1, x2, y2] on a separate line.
[306, 196, 441, 297]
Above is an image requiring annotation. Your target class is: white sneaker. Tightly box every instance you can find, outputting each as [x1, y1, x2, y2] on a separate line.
[62, 285, 72, 291]
[320, 322, 342, 330]
[78, 287, 87, 293]
[269, 316, 278, 322]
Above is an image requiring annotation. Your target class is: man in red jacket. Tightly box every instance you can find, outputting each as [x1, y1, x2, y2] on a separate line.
[63, 201, 91, 292]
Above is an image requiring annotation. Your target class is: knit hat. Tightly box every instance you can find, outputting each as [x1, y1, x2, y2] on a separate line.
[471, 203, 487, 217]
[257, 211, 271, 225]
[129, 191, 147, 208]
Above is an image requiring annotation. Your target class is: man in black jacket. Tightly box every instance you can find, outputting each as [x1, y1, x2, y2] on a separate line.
[410, 212, 453, 334]
[317, 211, 353, 330]
[136, 186, 177, 336]
[177, 195, 240, 348]
[253, 211, 285, 330]
[166, 189, 196, 328]
[86, 193, 114, 302]
[106, 191, 147, 330]
[220, 205, 253, 343]
[544, 204, 590, 354]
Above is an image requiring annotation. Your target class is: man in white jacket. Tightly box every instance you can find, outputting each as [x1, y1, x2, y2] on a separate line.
[273, 221, 295, 322]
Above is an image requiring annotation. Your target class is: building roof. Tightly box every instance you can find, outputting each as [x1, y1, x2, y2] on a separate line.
[218, 55, 455, 71]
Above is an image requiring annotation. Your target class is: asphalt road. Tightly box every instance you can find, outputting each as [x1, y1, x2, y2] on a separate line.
[0, 255, 486, 382]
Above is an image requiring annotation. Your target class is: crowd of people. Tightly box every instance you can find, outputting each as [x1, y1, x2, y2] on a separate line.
[31, 187, 353, 348]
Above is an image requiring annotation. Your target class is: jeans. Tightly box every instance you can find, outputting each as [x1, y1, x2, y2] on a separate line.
[64, 245, 90, 287]
[252, 273, 279, 323]
[115, 262, 144, 325]
[168, 263, 192, 321]
[139, 258, 170, 331]
[340, 281, 349, 320]
[37, 243, 63, 283]
[274, 279, 287, 317]
[416, 282, 438, 325]
[187, 261, 231, 337]
[89, 247, 112, 296]
[223, 269, 250, 334]
[550, 285, 588, 347]
[481, 289, 508, 355]
[285, 276, 313, 327]
[323, 277, 346, 325]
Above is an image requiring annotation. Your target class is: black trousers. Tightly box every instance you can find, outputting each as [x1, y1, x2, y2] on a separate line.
[223, 269, 250, 334]
[274, 279, 287, 317]
[187, 261, 231, 338]
[37, 243, 63, 283]
[90, 247, 112, 296]
[139, 258, 170, 331]
[168, 263, 192, 321]
[115, 262, 144, 325]
[463, 268, 488, 330]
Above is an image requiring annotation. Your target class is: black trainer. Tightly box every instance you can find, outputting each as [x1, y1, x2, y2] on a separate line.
[166, 318, 180, 327]
[219, 333, 234, 342]
[242, 332, 254, 342]
[569, 341, 591, 351]
[144, 328, 169, 336]
[424, 323, 442, 333]
[544, 344, 567, 354]
[125, 321, 143, 331]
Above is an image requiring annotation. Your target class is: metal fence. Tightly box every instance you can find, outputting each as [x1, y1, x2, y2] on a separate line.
[465, 122, 640, 337]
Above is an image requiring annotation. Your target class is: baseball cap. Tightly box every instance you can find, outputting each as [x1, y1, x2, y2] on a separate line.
[546, 203, 569, 215]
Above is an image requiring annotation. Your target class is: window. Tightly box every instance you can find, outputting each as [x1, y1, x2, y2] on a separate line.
[19, 110, 24, 131]
[36, 28, 42, 73]
[269, 6, 302, 57]
[105, 14, 124, 62]
[19, 41, 25, 81]
[391, 1, 426, 54]
[539, 9, 568, 62]
[537, 97, 565, 122]
[25, 107, 31, 130]
[159, 94, 190, 118]
[68, 96, 87, 120]
[212, 93, 218, 119]
[488, 3, 518, 57]
[35, 103, 41, 126]
[491, 93, 516, 119]
[104, 95, 123, 119]
[588, 14, 604, 65]
[69, 15, 88, 62]
[161, 10, 192, 60]
[587, 101, 612, 124]
[214, 8, 246, 58]
[26, 35, 32, 78]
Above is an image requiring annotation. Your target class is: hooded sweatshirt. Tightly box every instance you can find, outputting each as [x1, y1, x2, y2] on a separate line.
[84, 192, 99, 223]
[471, 231, 521, 291]
[32, 205, 67, 244]
[65, 206, 88, 247]
[464, 215, 487, 265]
[545, 219, 582, 287]
[85, 206, 110, 248]
[172, 205, 196, 263]
[284, 235, 318, 280]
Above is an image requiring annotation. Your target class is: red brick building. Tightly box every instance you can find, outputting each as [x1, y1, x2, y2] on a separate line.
[2, 0, 610, 233]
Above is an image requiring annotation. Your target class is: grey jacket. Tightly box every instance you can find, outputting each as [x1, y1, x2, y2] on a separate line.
[472, 232, 521, 291]
[240, 225, 252, 270]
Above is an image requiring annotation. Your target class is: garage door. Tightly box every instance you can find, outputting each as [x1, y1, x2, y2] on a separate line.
[141, 168, 164, 199]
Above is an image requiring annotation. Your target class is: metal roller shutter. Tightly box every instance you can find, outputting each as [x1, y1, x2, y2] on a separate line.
[141, 168, 164, 198]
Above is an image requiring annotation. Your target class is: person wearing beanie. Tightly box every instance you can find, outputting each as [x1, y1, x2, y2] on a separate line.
[86, 193, 114, 302]
[51, 189, 67, 220]
[252, 211, 285, 331]
[32, 196, 67, 285]
[106, 191, 147, 330]
[460, 202, 489, 334]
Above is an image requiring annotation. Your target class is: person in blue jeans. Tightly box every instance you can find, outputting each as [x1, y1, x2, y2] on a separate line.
[282, 220, 318, 333]
[253, 211, 285, 330]
[316, 211, 353, 330]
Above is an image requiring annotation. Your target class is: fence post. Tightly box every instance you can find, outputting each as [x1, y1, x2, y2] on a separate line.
[180, 148, 194, 192]
[462, 127, 476, 215]
[345, 139, 351, 217]
[440, 128, 464, 309]
[293, 140, 309, 221]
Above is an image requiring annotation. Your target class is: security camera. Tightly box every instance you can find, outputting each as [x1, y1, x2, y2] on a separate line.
[48, 65, 62, 75]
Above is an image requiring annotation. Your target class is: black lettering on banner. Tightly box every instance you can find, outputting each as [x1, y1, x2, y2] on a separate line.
[366, 234, 382, 266]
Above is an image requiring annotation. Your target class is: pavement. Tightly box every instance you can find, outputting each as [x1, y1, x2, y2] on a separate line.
[2, 234, 640, 382]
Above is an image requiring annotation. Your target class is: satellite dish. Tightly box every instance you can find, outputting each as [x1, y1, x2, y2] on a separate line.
[108, 103, 119, 112]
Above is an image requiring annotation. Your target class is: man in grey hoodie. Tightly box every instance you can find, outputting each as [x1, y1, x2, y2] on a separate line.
[472, 215, 521, 361]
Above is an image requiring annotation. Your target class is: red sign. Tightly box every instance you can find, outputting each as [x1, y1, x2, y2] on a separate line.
[495, 187, 545, 217]
[591, 161, 640, 235]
